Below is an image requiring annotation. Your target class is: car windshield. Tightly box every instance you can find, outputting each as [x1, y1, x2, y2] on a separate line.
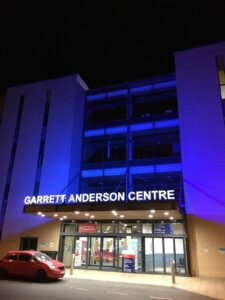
[34, 252, 52, 262]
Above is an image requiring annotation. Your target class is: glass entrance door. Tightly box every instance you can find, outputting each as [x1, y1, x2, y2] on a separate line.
[77, 236, 116, 269]
[102, 237, 115, 267]
[89, 237, 101, 266]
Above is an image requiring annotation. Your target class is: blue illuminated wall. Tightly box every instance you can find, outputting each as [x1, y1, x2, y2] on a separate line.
[175, 42, 225, 224]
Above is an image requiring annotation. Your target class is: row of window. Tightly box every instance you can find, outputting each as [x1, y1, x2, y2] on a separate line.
[80, 172, 181, 194]
[85, 94, 178, 124]
[62, 222, 185, 235]
[82, 132, 180, 164]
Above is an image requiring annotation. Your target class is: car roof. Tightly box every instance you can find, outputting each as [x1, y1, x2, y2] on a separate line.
[7, 250, 38, 255]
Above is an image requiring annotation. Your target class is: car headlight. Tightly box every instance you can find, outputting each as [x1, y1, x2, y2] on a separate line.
[46, 262, 58, 270]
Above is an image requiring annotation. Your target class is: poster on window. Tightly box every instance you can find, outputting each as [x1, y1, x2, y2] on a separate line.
[128, 239, 138, 270]
[74, 240, 82, 267]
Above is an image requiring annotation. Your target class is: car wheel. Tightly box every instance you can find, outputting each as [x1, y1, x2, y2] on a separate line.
[0, 267, 8, 279]
[36, 269, 48, 282]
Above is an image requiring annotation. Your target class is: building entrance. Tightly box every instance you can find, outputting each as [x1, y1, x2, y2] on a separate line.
[60, 221, 188, 275]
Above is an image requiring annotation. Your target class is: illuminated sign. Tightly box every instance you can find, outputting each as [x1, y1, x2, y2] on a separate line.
[24, 190, 175, 205]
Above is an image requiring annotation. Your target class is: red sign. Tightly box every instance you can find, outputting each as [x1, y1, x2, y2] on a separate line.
[79, 224, 97, 233]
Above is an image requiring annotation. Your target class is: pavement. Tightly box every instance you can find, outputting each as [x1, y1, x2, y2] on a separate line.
[65, 269, 225, 300]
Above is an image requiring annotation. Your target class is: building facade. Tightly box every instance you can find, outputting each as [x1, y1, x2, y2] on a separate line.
[0, 42, 225, 277]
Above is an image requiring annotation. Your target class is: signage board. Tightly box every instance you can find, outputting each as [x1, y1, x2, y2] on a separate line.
[122, 253, 135, 273]
[79, 224, 97, 233]
[74, 240, 82, 267]
[153, 223, 173, 234]
[23, 190, 176, 206]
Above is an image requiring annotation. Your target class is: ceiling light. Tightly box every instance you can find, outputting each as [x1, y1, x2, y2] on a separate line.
[120, 215, 124, 218]
[63, 216, 67, 219]
[164, 212, 169, 216]
[149, 215, 153, 218]
[41, 214, 45, 217]
[112, 210, 116, 214]
[85, 213, 89, 216]
[90, 215, 95, 219]
[37, 212, 42, 215]
[75, 211, 80, 215]
[59, 218, 63, 221]
[150, 210, 155, 213]
[53, 214, 58, 217]
[169, 217, 174, 220]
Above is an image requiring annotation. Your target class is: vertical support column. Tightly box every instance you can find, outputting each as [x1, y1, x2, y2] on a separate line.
[126, 89, 132, 200]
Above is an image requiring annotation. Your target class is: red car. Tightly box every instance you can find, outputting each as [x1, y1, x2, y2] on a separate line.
[0, 250, 65, 282]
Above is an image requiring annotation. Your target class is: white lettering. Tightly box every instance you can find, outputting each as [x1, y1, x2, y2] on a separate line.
[128, 192, 135, 201]
[158, 190, 167, 200]
[167, 190, 175, 200]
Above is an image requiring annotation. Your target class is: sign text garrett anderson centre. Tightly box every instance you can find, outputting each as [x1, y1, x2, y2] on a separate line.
[24, 190, 175, 205]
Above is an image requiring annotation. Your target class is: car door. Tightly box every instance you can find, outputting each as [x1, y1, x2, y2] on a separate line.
[17, 254, 38, 277]
[3, 253, 18, 275]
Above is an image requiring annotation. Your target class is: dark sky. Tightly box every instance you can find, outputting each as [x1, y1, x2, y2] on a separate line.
[1, 1, 225, 90]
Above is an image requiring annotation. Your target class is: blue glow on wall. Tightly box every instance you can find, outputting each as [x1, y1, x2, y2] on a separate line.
[85, 119, 179, 137]
[82, 169, 103, 177]
[106, 126, 127, 134]
[130, 80, 176, 94]
[86, 93, 106, 101]
[130, 123, 153, 131]
[154, 119, 179, 128]
[107, 90, 127, 97]
[84, 129, 105, 137]
[82, 167, 126, 177]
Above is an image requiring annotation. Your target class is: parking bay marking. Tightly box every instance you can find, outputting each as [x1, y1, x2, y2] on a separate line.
[108, 291, 129, 296]
[150, 296, 173, 300]
[76, 288, 89, 291]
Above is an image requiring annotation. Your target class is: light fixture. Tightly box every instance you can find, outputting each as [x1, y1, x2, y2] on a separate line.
[75, 211, 80, 215]
[85, 213, 89, 216]
[59, 218, 63, 221]
[137, 220, 140, 223]
[112, 210, 116, 214]
[148, 215, 153, 218]
[53, 214, 58, 217]
[150, 209, 155, 213]
[90, 215, 95, 219]
[41, 214, 45, 217]
[63, 216, 67, 219]
[169, 217, 174, 220]
[164, 212, 169, 216]
[37, 212, 42, 215]
[120, 215, 124, 218]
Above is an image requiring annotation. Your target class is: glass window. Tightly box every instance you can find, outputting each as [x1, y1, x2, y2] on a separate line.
[63, 224, 75, 233]
[118, 223, 141, 234]
[102, 223, 115, 233]
[145, 238, 153, 272]
[18, 254, 33, 262]
[175, 238, 186, 275]
[143, 223, 152, 233]
[85, 98, 126, 124]
[6, 254, 17, 260]
[173, 223, 185, 234]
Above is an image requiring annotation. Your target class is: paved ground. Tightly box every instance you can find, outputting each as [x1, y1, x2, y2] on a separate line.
[65, 269, 225, 300]
[0, 277, 217, 300]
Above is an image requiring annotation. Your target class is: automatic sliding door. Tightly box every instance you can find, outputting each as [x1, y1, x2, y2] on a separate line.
[164, 238, 174, 273]
[89, 237, 101, 266]
[102, 237, 115, 267]
[153, 238, 163, 273]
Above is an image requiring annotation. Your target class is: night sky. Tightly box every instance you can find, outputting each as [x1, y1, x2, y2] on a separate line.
[1, 1, 225, 90]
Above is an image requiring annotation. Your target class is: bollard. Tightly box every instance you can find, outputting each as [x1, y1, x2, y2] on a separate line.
[70, 253, 75, 275]
[170, 259, 176, 284]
